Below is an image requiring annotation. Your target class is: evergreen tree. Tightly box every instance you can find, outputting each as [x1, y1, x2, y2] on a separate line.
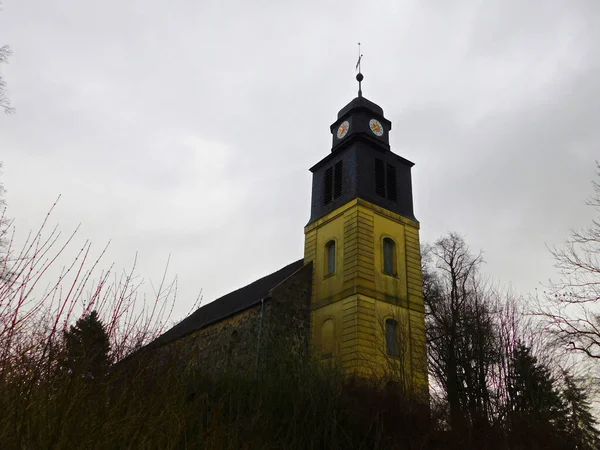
[508, 342, 568, 447]
[562, 371, 600, 450]
[63, 310, 111, 381]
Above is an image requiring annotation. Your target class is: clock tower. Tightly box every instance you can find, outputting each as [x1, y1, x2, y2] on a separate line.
[304, 72, 428, 400]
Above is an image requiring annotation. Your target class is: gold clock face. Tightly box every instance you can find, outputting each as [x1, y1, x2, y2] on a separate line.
[369, 119, 384, 137]
[337, 121, 350, 139]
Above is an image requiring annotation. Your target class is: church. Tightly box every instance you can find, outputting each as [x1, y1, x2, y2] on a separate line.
[147, 71, 428, 401]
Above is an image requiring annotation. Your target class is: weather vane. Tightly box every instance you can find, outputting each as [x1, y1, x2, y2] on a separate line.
[355, 42, 364, 97]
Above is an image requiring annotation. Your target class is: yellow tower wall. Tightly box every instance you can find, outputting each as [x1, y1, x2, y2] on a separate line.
[305, 198, 427, 398]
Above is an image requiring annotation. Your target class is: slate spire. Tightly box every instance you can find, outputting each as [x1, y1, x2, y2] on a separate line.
[306, 57, 417, 225]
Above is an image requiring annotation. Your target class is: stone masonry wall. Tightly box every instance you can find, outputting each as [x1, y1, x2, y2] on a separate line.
[261, 262, 313, 366]
[155, 263, 313, 377]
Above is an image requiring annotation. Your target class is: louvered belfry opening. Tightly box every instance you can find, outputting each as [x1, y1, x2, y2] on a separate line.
[375, 159, 386, 197]
[386, 163, 397, 202]
[324, 160, 343, 206]
[308, 92, 417, 226]
[324, 167, 333, 205]
[375, 158, 397, 203]
[333, 161, 343, 198]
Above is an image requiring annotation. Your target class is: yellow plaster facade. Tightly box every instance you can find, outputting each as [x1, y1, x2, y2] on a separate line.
[305, 198, 427, 397]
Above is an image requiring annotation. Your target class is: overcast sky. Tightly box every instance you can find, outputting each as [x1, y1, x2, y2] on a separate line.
[1, 1, 598, 325]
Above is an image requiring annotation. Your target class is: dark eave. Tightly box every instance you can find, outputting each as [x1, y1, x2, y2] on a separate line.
[310, 144, 414, 173]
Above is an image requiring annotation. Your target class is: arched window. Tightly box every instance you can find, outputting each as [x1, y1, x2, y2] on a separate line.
[325, 240, 336, 276]
[321, 319, 335, 357]
[385, 319, 399, 357]
[383, 238, 396, 275]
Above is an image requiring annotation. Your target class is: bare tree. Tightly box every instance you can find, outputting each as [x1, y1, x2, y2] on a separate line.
[0, 162, 6, 237]
[0, 2, 12, 114]
[541, 162, 600, 362]
[423, 233, 499, 434]
[0, 162, 12, 283]
[0, 44, 11, 114]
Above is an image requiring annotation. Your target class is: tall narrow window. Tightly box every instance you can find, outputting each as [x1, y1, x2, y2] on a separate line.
[324, 167, 333, 205]
[383, 238, 396, 275]
[375, 159, 398, 202]
[333, 161, 343, 199]
[321, 319, 334, 357]
[386, 164, 397, 202]
[324, 161, 343, 206]
[375, 158, 386, 197]
[325, 240, 336, 276]
[385, 319, 399, 357]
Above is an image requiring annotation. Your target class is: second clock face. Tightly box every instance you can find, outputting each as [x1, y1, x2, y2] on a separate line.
[369, 119, 384, 137]
[337, 121, 350, 139]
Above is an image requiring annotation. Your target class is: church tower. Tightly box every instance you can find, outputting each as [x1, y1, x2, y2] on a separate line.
[304, 71, 428, 399]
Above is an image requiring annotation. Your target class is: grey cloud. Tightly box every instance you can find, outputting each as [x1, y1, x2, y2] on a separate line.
[1, 0, 598, 318]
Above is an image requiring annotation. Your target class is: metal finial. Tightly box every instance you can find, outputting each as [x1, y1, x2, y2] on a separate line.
[355, 42, 363, 97]
[356, 72, 364, 98]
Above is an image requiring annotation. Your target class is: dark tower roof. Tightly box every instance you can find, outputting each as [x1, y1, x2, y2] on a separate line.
[337, 96, 384, 120]
[307, 74, 416, 226]
[329, 93, 391, 154]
